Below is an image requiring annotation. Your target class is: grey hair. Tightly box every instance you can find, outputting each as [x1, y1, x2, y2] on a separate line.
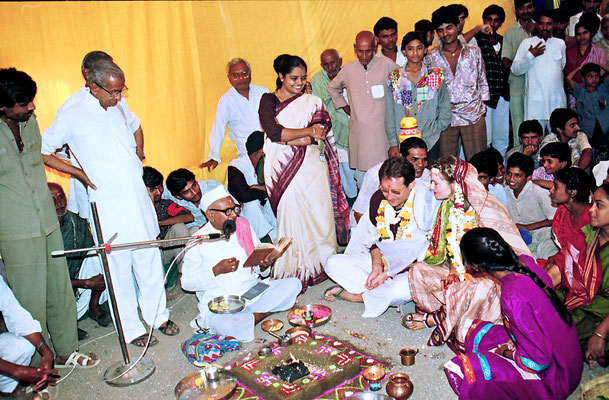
[81, 51, 112, 73]
[86, 60, 124, 87]
[226, 58, 251, 74]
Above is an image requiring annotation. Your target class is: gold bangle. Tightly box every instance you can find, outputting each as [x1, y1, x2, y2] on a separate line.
[594, 331, 606, 341]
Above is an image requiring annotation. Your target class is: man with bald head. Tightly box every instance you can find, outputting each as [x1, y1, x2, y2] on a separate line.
[328, 31, 398, 188]
[311, 49, 357, 198]
[41, 60, 178, 348]
[182, 185, 301, 342]
[200, 58, 269, 171]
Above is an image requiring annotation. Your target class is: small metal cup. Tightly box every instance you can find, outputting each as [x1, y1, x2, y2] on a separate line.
[399, 348, 419, 366]
[204, 366, 219, 381]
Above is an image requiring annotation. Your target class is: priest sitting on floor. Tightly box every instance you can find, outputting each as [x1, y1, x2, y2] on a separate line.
[323, 156, 439, 317]
[181, 185, 301, 342]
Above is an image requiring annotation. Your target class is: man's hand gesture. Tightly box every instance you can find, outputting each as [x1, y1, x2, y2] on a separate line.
[528, 42, 546, 57]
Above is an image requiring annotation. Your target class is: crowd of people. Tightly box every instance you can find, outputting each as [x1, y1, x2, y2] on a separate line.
[3, 0, 609, 398]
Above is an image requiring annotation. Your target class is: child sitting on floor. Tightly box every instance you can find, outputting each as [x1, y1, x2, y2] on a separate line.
[470, 149, 508, 207]
[532, 142, 572, 189]
[540, 108, 593, 170]
[566, 62, 609, 147]
[505, 153, 558, 259]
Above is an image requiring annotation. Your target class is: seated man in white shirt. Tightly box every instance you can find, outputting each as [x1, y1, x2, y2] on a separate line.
[540, 107, 593, 170]
[181, 186, 301, 342]
[0, 278, 60, 397]
[324, 157, 439, 318]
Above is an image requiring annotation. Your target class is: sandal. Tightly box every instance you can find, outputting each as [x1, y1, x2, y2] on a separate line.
[323, 284, 346, 302]
[25, 386, 51, 400]
[55, 351, 100, 368]
[401, 313, 432, 331]
[130, 333, 159, 348]
[158, 319, 180, 336]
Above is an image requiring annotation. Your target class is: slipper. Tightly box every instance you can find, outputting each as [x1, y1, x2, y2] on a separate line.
[55, 351, 100, 368]
[158, 319, 180, 336]
[323, 284, 346, 301]
[130, 333, 158, 348]
[401, 313, 432, 331]
[25, 386, 51, 400]
[89, 311, 112, 327]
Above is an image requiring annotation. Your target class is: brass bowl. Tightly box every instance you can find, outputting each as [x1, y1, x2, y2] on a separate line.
[363, 365, 386, 382]
[260, 319, 284, 333]
[285, 326, 312, 338]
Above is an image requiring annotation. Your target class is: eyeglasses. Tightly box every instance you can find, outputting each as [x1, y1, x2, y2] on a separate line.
[95, 82, 128, 97]
[209, 205, 242, 216]
[230, 71, 251, 80]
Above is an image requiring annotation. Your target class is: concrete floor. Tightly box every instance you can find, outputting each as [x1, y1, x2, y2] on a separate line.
[48, 279, 606, 400]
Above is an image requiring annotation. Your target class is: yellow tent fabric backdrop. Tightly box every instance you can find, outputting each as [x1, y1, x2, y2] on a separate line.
[0, 0, 514, 191]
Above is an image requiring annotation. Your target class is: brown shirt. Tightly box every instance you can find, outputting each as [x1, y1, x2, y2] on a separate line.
[327, 56, 398, 171]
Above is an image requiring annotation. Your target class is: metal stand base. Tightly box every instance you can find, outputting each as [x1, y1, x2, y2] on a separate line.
[103, 356, 156, 387]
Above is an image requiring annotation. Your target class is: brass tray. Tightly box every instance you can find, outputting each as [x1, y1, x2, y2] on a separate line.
[175, 369, 236, 400]
[208, 295, 245, 314]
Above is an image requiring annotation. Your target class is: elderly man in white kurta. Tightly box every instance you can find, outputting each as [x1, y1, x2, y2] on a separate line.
[511, 11, 566, 133]
[41, 60, 177, 347]
[324, 157, 439, 318]
[199, 58, 269, 171]
[182, 186, 301, 342]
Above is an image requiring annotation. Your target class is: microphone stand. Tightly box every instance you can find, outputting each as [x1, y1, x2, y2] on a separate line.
[54, 202, 231, 387]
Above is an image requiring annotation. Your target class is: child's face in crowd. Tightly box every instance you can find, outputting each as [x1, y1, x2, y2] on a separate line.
[541, 156, 567, 175]
[549, 179, 570, 206]
[495, 163, 505, 185]
[506, 167, 530, 193]
[477, 172, 491, 190]
[584, 71, 600, 89]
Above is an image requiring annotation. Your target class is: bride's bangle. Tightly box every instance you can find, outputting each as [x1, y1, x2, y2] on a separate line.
[593, 331, 606, 341]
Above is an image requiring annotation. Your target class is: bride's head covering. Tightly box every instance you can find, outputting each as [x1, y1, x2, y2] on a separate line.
[431, 156, 532, 257]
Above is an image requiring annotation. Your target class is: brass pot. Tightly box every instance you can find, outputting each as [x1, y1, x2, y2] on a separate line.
[386, 373, 413, 400]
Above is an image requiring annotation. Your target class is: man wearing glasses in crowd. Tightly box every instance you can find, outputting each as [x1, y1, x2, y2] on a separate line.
[200, 58, 269, 171]
[41, 60, 179, 348]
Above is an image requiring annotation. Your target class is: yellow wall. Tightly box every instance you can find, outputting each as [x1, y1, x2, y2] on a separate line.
[0, 0, 515, 190]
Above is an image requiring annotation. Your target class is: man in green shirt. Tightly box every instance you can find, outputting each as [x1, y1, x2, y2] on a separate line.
[0, 68, 98, 369]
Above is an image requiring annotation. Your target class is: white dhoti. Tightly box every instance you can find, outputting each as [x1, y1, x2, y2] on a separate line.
[191, 278, 301, 342]
[0, 333, 35, 393]
[75, 252, 109, 319]
[324, 252, 411, 318]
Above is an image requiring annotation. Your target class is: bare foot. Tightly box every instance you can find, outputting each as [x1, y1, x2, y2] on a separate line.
[166, 284, 185, 302]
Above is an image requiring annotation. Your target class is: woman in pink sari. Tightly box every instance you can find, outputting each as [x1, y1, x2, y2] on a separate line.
[564, 17, 607, 109]
[404, 156, 531, 351]
[258, 55, 349, 290]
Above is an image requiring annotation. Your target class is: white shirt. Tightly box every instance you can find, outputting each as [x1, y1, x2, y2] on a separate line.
[505, 180, 557, 226]
[375, 49, 407, 67]
[511, 36, 566, 120]
[54, 85, 141, 218]
[41, 92, 159, 243]
[207, 85, 269, 163]
[540, 133, 592, 166]
[1, 278, 41, 337]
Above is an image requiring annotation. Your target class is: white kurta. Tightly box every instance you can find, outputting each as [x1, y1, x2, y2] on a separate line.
[41, 93, 168, 342]
[325, 180, 440, 318]
[55, 85, 140, 218]
[0, 278, 41, 392]
[208, 85, 269, 163]
[228, 154, 277, 240]
[511, 36, 566, 121]
[181, 221, 300, 341]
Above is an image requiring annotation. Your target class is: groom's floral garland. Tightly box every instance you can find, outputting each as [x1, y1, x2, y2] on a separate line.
[375, 187, 416, 241]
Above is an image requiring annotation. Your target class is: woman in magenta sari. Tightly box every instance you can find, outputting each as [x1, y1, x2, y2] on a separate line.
[549, 168, 594, 250]
[258, 55, 349, 289]
[564, 17, 607, 109]
[444, 228, 582, 399]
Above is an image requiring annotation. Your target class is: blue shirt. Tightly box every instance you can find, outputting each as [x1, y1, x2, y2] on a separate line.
[572, 81, 609, 138]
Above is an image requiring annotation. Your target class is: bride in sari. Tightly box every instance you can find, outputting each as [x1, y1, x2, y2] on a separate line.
[404, 156, 530, 351]
[258, 55, 349, 289]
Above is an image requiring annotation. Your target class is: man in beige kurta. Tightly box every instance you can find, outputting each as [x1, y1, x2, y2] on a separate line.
[328, 31, 398, 186]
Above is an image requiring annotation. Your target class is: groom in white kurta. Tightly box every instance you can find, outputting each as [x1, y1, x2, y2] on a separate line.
[41, 60, 174, 344]
[182, 186, 301, 342]
[324, 157, 439, 317]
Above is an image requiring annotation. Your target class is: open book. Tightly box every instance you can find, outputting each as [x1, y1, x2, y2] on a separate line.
[243, 237, 292, 267]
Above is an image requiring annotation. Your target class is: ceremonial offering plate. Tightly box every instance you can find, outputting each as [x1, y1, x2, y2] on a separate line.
[175, 369, 236, 400]
[287, 304, 332, 327]
[351, 393, 392, 400]
[208, 295, 245, 314]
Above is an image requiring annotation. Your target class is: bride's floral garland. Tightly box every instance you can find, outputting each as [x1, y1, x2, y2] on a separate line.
[375, 185, 416, 241]
[426, 180, 476, 280]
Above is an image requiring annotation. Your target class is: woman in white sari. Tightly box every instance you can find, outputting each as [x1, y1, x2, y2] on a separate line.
[258, 55, 349, 290]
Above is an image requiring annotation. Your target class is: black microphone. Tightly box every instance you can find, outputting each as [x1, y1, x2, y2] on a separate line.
[222, 220, 236, 238]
